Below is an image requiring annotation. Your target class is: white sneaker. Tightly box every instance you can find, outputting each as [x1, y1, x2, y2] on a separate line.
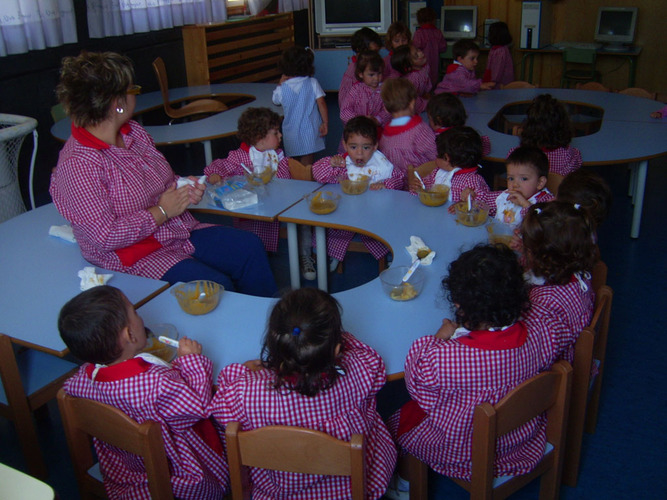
[329, 257, 340, 273]
[384, 474, 410, 500]
[300, 255, 316, 281]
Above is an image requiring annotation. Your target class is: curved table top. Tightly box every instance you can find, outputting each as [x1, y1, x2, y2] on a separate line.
[463, 88, 667, 164]
[50, 83, 283, 146]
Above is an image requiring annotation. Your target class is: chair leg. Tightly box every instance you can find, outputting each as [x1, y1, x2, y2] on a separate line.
[407, 454, 428, 500]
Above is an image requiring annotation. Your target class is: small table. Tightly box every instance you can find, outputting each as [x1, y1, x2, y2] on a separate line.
[0, 463, 54, 499]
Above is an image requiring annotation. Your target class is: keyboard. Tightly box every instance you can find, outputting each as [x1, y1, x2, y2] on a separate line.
[552, 41, 602, 50]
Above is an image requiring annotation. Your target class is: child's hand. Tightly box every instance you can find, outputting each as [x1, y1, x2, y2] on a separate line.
[177, 337, 202, 357]
[650, 111, 663, 119]
[207, 173, 222, 185]
[331, 155, 345, 167]
[187, 177, 206, 205]
[507, 190, 530, 208]
[242, 359, 263, 371]
[435, 318, 457, 340]
[408, 176, 421, 193]
[461, 187, 476, 201]
[319, 122, 328, 137]
[447, 203, 457, 214]
[370, 181, 385, 191]
[481, 81, 495, 90]
[509, 227, 524, 253]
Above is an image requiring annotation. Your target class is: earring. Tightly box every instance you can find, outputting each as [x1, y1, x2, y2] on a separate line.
[116, 107, 124, 114]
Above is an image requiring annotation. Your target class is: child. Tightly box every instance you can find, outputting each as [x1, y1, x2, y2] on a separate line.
[391, 45, 431, 114]
[340, 50, 391, 127]
[482, 146, 554, 226]
[386, 244, 547, 493]
[313, 116, 403, 268]
[434, 39, 495, 95]
[383, 21, 411, 79]
[412, 7, 448, 88]
[483, 21, 515, 88]
[408, 126, 489, 206]
[273, 46, 328, 166]
[510, 93, 582, 176]
[650, 104, 667, 119]
[339, 27, 383, 109]
[58, 286, 228, 500]
[210, 288, 397, 499]
[557, 168, 612, 232]
[521, 201, 598, 367]
[426, 92, 491, 156]
[379, 78, 437, 174]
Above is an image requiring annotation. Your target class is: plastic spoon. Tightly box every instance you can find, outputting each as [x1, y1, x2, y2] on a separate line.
[158, 336, 179, 348]
[414, 171, 426, 191]
[240, 162, 253, 175]
[467, 193, 472, 212]
[402, 259, 421, 283]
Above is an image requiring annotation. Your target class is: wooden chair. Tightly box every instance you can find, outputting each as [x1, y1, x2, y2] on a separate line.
[562, 284, 613, 487]
[575, 81, 610, 92]
[561, 47, 600, 88]
[225, 421, 365, 500]
[500, 81, 536, 89]
[546, 173, 564, 197]
[152, 57, 227, 121]
[0, 334, 78, 478]
[407, 161, 438, 190]
[288, 158, 312, 181]
[57, 388, 174, 500]
[591, 259, 608, 295]
[407, 360, 572, 500]
[618, 87, 657, 100]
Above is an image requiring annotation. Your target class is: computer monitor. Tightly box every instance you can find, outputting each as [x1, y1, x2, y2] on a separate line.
[594, 7, 638, 50]
[441, 6, 478, 40]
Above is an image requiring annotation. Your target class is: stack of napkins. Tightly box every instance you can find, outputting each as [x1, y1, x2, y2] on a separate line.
[78, 266, 113, 291]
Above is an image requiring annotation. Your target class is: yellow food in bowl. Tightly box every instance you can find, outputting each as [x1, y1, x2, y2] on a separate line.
[340, 175, 370, 195]
[172, 280, 221, 315]
[245, 168, 274, 185]
[142, 337, 176, 362]
[389, 282, 418, 301]
[454, 202, 488, 227]
[418, 185, 450, 206]
[308, 191, 339, 214]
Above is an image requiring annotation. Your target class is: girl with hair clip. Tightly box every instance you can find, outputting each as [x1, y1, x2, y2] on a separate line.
[339, 27, 383, 109]
[557, 168, 612, 236]
[210, 288, 397, 500]
[426, 93, 491, 156]
[391, 45, 431, 114]
[521, 201, 598, 368]
[483, 21, 515, 88]
[509, 93, 582, 176]
[383, 21, 411, 79]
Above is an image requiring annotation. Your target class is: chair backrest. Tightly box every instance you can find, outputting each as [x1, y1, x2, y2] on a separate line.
[619, 87, 656, 99]
[575, 82, 610, 92]
[546, 172, 564, 197]
[152, 57, 176, 116]
[288, 158, 313, 181]
[57, 388, 174, 500]
[591, 259, 608, 295]
[501, 81, 536, 90]
[226, 421, 365, 500]
[408, 161, 438, 189]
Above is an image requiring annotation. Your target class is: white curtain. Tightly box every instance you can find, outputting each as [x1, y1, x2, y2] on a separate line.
[0, 0, 77, 57]
[87, 0, 227, 38]
[278, 0, 308, 13]
[247, 0, 271, 16]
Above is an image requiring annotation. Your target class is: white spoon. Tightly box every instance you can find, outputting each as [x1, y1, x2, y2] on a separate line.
[414, 171, 426, 191]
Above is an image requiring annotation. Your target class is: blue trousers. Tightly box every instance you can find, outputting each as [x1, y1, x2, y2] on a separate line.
[161, 226, 277, 297]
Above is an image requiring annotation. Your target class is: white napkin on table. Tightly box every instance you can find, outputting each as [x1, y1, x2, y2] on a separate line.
[49, 224, 76, 243]
[406, 236, 435, 265]
[78, 266, 113, 291]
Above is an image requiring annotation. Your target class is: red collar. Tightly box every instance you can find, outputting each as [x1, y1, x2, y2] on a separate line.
[419, 23, 437, 30]
[240, 142, 251, 152]
[454, 166, 479, 175]
[456, 322, 528, 350]
[492, 45, 504, 49]
[446, 63, 459, 74]
[351, 55, 357, 63]
[435, 126, 451, 135]
[382, 115, 422, 136]
[85, 357, 152, 381]
[71, 123, 132, 150]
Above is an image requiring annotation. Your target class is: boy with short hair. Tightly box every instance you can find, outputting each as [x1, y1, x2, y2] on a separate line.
[434, 39, 495, 95]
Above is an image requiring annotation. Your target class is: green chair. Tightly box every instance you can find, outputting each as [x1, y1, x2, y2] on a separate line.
[561, 47, 600, 88]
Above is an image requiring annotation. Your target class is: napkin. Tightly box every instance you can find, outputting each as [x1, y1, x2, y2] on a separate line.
[176, 175, 207, 189]
[221, 189, 258, 210]
[49, 224, 76, 243]
[78, 266, 113, 291]
[406, 236, 435, 265]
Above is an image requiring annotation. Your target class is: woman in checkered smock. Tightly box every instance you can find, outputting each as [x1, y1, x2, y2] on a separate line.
[387, 245, 548, 489]
[59, 286, 229, 500]
[210, 288, 397, 500]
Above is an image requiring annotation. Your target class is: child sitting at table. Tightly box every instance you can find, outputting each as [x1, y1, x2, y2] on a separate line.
[391, 45, 431, 114]
[340, 50, 391, 128]
[313, 116, 403, 270]
[483, 21, 515, 88]
[434, 39, 495, 96]
[408, 126, 489, 206]
[510, 93, 582, 176]
[383, 21, 411, 79]
[378, 78, 437, 174]
[385, 244, 546, 497]
[521, 201, 597, 367]
[426, 92, 491, 156]
[412, 6, 448, 89]
[339, 27, 383, 109]
[58, 285, 228, 500]
[557, 168, 612, 234]
[210, 287, 397, 500]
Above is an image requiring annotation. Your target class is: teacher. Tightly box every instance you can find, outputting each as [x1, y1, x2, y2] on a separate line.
[50, 51, 277, 297]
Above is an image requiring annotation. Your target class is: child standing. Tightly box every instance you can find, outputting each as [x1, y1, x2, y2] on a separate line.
[426, 92, 491, 156]
[483, 21, 515, 88]
[379, 78, 437, 174]
[210, 288, 397, 500]
[383, 21, 411, 79]
[521, 201, 598, 367]
[385, 244, 546, 494]
[59, 286, 228, 500]
[339, 27, 383, 109]
[273, 46, 328, 166]
[339, 50, 391, 127]
[408, 127, 489, 205]
[412, 7, 448, 88]
[510, 93, 582, 176]
[391, 45, 431, 114]
[434, 39, 495, 95]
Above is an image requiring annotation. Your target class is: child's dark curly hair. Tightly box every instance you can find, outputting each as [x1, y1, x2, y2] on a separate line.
[261, 288, 344, 397]
[351, 27, 383, 53]
[237, 107, 282, 146]
[355, 50, 384, 80]
[417, 7, 437, 25]
[278, 46, 314, 77]
[520, 94, 573, 149]
[442, 244, 529, 330]
[390, 45, 413, 75]
[343, 115, 378, 144]
[452, 39, 480, 60]
[557, 169, 612, 229]
[521, 201, 598, 285]
[506, 146, 549, 179]
[385, 21, 412, 49]
[381, 77, 417, 114]
[427, 93, 467, 128]
[488, 21, 512, 46]
[436, 126, 482, 168]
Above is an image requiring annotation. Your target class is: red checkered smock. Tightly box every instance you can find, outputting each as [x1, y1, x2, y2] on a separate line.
[204, 144, 291, 252]
[339, 58, 358, 109]
[383, 52, 401, 80]
[508, 145, 582, 177]
[340, 81, 391, 126]
[64, 355, 228, 500]
[378, 115, 437, 174]
[435, 126, 491, 157]
[412, 24, 448, 88]
[483, 188, 554, 221]
[210, 333, 397, 500]
[434, 63, 483, 95]
[50, 121, 210, 280]
[388, 322, 549, 481]
[404, 66, 432, 114]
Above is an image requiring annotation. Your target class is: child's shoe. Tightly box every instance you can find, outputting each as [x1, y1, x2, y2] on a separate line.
[384, 474, 410, 500]
[300, 255, 316, 281]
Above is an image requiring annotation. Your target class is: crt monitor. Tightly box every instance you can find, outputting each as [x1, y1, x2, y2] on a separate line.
[441, 6, 478, 40]
[314, 0, 392, 36]
[594, 7, 638, 48]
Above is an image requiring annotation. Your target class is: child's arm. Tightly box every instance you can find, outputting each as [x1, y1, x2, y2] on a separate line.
[317, 96, 328, 136]
[312, 156, 345, 183]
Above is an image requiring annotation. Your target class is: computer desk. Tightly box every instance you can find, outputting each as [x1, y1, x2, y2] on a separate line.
[518, 45, 642, 88]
